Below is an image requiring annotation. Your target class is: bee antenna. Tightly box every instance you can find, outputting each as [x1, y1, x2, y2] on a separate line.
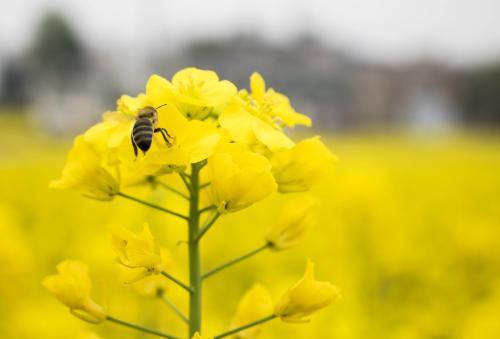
[155, 103, 168, 110]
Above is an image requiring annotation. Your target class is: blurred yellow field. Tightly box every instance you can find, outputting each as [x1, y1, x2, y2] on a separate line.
[1, 115, 500, 339]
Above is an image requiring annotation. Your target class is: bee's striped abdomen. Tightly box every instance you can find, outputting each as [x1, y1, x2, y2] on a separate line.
[132, 118, 154, 152]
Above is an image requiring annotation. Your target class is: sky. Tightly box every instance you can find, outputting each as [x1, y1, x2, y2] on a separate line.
[1, 0, 500, 66]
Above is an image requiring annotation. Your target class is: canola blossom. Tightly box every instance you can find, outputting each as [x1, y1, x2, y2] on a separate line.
[229, 284, 274, 339]
[266, 196, 317, 250]
[42, 260, 107, 323]
[271, 136, 336, 193]
[275, 260, 339, 323]
[111, 223, 163, 283]
[46, 67, 338, 338]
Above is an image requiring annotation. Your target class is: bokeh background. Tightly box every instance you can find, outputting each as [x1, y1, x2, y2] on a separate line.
[1, 1, 500, 338]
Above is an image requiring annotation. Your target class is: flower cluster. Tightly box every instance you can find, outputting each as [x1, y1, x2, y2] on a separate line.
[51, 67, 334, 203]
[45, 68, 339, 339]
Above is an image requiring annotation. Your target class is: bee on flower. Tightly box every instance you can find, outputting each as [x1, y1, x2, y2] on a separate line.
[48, 67, 338, 339]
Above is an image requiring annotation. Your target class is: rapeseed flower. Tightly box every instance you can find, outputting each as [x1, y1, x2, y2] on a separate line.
[42, 260, 106, 323]
[47, 67, 339, 338]
[219, 99, 294, 152]
[146, 68, 237, 120]
[208, 144, 277, 213]
[131, 248, 172, 297]
[275, 260, 339, 323]
[119, 105, 220, 175]
[50, 136, 119, 200]
[243, 72, 311, 128]
[266, 196, 316, 250]
[111, 223, 163, 283]
[229, 284, 274, 339]
[271, 136, 336, 193]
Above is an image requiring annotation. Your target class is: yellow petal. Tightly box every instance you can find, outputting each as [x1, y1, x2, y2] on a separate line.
[250, 72, 266, 101]
[230, 284, 274, 339]
[271, 136, 336, 193]
[266, 196, 317, 250]
[51, 136, 119, 201]
[146, 74, 175, 108]
[209, 147, 277, 213]
[275, 260, 339, 323]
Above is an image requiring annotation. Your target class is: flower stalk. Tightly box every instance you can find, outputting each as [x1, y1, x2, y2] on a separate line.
[196, 212, 220, 242]
[106, 315, 178, 339]
[156, 181, 189, 200]
[161, 271, 192, 293]
[214, 314, 277, 339]
[188, 162, 203, 336]
[159, 292, 189, 324]
[117, 192, 188, 220]
[202, 243, 270, 280]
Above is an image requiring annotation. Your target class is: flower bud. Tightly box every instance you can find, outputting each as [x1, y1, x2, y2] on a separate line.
[271, 137, 336, 193]
[266, 196, 316, 250]
[208, 144, 277, 213]
[51, 136, 119, 201]
[111, 223, 163, 283]
[230, 284, 274, 339]
[42, 260, 106, 323]
[275, 260, 339, 323]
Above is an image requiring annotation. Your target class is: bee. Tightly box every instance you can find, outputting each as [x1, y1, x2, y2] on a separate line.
[131, 104, 172, 157]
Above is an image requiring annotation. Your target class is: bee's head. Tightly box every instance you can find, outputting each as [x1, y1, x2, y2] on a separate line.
[137, 107, 157, 120]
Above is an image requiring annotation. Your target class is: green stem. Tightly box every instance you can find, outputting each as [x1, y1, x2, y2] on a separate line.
[214, 315, 277, 339]
[106, 315, 178, 339]
[188, 162, 202, 337]
[195, 212, 220, 242]
[179, 172, 191, 193]
[157, 181, 189, 200]
[117, 192, 188, 220]
[161, 271, 192, 293]
[159, 293, 189, 324]
[199, 205, 216, 214]
[202, 243, 270, 280]
[200, 182, 211, 189]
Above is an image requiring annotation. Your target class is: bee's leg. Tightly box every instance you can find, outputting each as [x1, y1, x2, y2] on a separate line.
[154, 128, 172, 146]
[131, 134, 138, 158]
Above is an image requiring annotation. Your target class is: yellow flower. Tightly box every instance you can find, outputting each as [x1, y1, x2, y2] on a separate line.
[266, 196, 316, 250]
[121, 105, 220, 175]
[219, 99, 295, 152]
[51, 135, 120, 200]
[117, 93, 150, 116]
[191, 332, 213, 339]
[146, 68, 237, 120]
[131, 248, 172, 297]
[208, 144, 277, 213]
[245, 72, 311, 128]
[111, 223, 163, 283]
[42, 260, 106, 323]
[275, 260, 339, 323]
[131, 274, 169, 298]
[219, 72, 313, 153]
[270, 136, 336, 193]
[230, 284, 274, 339]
